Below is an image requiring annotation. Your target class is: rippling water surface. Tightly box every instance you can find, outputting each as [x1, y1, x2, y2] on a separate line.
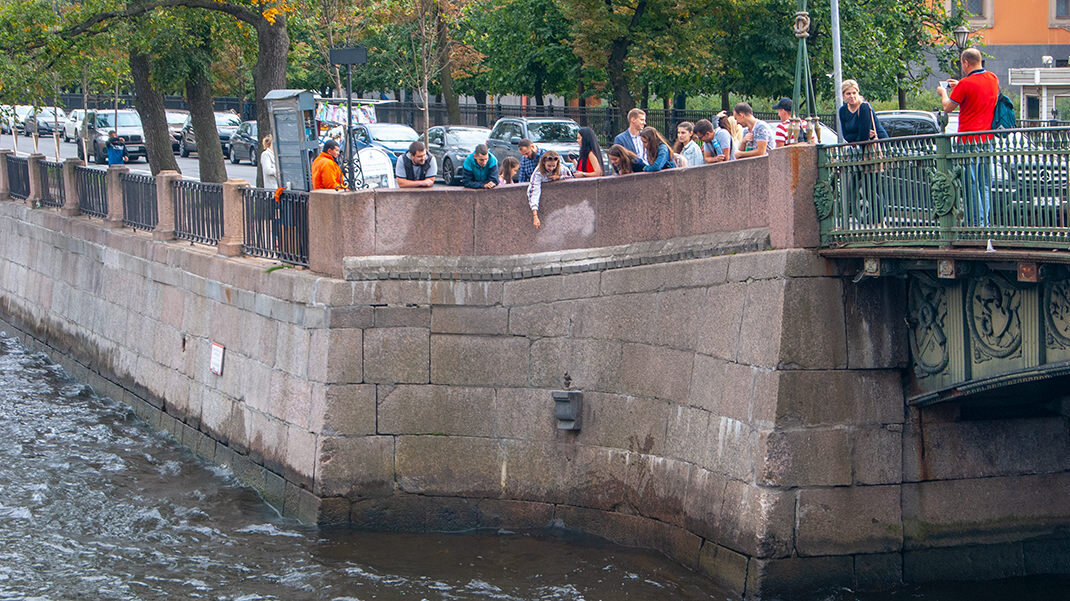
[2, 332, 1068, 601]
[0, 334, 729, 601]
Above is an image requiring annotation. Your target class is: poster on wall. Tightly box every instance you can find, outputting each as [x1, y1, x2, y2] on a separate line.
[210, 342, 225, 376]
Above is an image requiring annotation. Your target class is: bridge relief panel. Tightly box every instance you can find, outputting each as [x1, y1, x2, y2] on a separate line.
[907, 269, 1070, 404]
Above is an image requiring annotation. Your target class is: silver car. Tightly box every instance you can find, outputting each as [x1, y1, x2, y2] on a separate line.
[486, 117, 580, 165]
[424, 125, 491, 186]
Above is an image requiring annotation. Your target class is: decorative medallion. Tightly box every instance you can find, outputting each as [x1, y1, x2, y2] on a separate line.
[1045, 279, 1070, 349]
[929, 165, 963, 217]
[967, 275, 1022, 361]
[813, 178, 834, 220]
[794, 12, 811, 38]
[908, 275, 949, 377]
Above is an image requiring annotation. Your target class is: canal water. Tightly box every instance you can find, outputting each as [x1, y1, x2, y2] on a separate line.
[0, 332, 1066, 601]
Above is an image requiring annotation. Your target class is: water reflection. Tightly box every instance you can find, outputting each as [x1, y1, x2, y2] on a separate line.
[0, 333, 726, 600]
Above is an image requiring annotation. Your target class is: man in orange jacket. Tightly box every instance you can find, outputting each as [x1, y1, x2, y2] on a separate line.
[311, 139, 345, 190]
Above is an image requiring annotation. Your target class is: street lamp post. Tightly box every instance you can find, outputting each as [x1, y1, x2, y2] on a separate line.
[329, 46, 368, 191]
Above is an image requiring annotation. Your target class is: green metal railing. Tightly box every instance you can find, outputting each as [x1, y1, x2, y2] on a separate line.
[815, 126, 1070, 248]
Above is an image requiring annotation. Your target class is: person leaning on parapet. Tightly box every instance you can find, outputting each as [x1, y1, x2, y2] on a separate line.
[460, 144, 499, 189]
[613, 108, 648, 163]
[772, 97, 807, 146]
[516, 139, 545, 183]
[311, 139, 345, 190]
[607, 144, 645, 175]
[395, 141, 437, 188]
[837, 80, 887, 143]
[692, 119, 725, 164]
[640, 127, 676, 171]
[106, 130, 128, 165]
[937, 47, 999, 227]
[733, 102, 775, 159]
[673, 122, 705, 168]
[527, 151, 573, 229]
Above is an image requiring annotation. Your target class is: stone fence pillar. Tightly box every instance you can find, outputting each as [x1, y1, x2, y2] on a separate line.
[26, 153, 44, 208]
[104, 164, 127, 228]
[61, 158, 82, 217]
[218, 178, 248, 257]
[153, 170, 182, 241]
[0, 149, 10, 201]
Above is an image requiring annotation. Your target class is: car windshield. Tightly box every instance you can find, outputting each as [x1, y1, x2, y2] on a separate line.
[528, 122, 578, 143]
[215, 113, 241, 127]
[37, 108, 65, 120]
[368, 124, 419, 143]
[447, 130, 488, 146]
[166, 113, 188, 126]
[96, 112, 142, 128]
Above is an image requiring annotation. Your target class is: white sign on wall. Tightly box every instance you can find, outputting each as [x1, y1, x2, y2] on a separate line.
[210, 342, 225, 376]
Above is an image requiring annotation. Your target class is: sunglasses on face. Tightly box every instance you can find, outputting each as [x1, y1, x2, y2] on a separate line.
[546, 158, 559, 162]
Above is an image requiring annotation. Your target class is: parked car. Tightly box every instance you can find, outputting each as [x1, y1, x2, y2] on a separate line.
[351, 123, 421, 166]
[179, 111, 242, 157]
[165, 109, 189, 152]
[228, 120, 259, 165]
[63, 109, 86, 142]
[79, 109, 146, 164]
[486, 117, 580, 164]
[875, 110, 942, 138]
[24, 107, 67, 137]
[2, 105, 33, 134]
[424, 125, 491, 186]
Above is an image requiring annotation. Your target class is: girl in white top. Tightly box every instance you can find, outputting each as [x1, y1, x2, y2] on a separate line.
[526, 151, 572, 229]
[673, 121, 705, 168]
[260, 134, 278, 189]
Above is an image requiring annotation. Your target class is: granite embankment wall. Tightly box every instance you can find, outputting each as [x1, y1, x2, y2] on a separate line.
[0, 144, 1067, 599]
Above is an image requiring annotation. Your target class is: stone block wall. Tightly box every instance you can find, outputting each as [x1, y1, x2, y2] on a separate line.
[1, 195, 1068, 599]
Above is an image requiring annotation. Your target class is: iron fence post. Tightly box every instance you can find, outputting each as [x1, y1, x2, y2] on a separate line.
[934, 135, 956, 247]
[0, 149, 10, 201]
[61, 158, 81, 216]
[153, 171, 181, 241]
[218, 179, 248, 257]
[814, 146, 834, 246]
[26, 153, 44, 208]
[104, 165, 127, 228]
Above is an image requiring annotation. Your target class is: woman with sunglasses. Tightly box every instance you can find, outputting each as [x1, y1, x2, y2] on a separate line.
[526, 151, 572, 229]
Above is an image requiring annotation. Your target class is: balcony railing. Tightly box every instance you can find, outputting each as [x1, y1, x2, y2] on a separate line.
[7, 155, 29, 200]
[75, 166, 107, 218]
[39, 160, 65, 208]
[121, 172, 157, 231]
[173, 179, 223, 245]
[241, 188, 309, 266]
[816, 127, 1070, 249]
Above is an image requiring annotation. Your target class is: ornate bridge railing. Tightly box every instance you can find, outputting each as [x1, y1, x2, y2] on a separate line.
[815, 126, 1070, 249]
[241, 188, 309, 267]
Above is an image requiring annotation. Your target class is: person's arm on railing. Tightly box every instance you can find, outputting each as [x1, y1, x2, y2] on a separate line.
[527, 173, 543, 229]
[643, 144, 671, 171]
[460, 167, 481, 189]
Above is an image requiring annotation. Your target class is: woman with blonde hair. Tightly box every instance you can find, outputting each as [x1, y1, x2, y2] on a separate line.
[526, 151, 573, 229]
[640, 127, 675, 171]
[260, 134, 278, 189]
[837, 79, 887, 143]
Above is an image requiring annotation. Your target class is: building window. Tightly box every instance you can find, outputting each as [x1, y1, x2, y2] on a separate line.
[967, 0, 985, 17]
[1058, 0, 1070, 19]
[946, 0, 993, 27]
[1053, 0, 1070, 25]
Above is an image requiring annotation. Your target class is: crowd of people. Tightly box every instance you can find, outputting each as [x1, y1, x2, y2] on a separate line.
[303, 99, 820, 228]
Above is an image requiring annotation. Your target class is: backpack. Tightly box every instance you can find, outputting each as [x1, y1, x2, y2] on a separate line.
[991, 91, 1015, 133]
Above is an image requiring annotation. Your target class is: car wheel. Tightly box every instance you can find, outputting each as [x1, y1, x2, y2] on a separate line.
[230, 145, 240, 164]
[250, 148, 257, 166]
[442, 158, 455, 186]
[180, 137, 189, 157]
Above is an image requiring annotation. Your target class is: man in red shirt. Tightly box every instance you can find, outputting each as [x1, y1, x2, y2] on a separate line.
[938, 47, 999, 226]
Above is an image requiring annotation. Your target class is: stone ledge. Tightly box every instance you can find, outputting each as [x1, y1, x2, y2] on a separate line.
[343, 229, 771, 281]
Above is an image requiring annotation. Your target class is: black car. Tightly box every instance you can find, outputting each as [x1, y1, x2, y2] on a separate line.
[424, 125, 491, 186]
[179, 111, 242, 157]
[79, 109, 146, 164]
[228, 120, 259, 165]
[24, 107, 67, 137]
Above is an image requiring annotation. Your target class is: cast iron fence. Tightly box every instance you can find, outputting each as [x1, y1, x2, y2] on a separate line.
[816, 126, 1070, 248]
[75, 165, 107, 218]
[39, 160, 65, 208]
[121, 172, 157, 231]
[7, 155, 29, 200]
[173, 179, 223, 245]
[241, 187, 309, 267]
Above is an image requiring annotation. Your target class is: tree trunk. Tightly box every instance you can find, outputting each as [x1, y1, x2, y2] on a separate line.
[253, 15, 289, 189]
[534, 71, 544, 107]
[897, 74, 907, 110]
[129, 50, 180, 175]
[474, 89, 487, 126]
[641, 83, 649, 110]
[608, 37, 634, 117]
[435, 8, 460, 124]
[186, 72, 227, 183]
[721, 89, 730, 111]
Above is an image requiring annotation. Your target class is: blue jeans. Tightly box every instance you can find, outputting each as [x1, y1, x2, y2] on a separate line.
[962, 144, 993, 227]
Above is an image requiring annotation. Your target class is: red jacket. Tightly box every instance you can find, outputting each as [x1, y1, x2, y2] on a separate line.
[311, 152, 344, 190]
